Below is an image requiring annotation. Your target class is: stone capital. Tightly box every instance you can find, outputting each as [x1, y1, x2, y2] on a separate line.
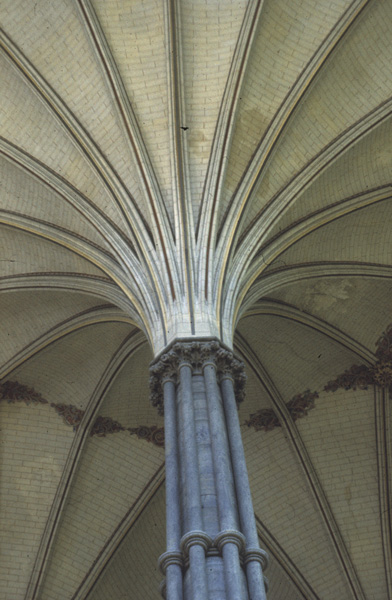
[149, 339, 246, 413]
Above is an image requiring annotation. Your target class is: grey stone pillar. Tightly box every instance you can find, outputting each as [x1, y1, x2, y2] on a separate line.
[178, 362, 210, 600]
[151, 340, 268, 600]
[160, 377, 183, 600]
[204, 361, 245, 600]
[221, 375, 268, 600]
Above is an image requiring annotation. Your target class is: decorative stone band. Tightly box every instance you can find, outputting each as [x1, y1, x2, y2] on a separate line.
[150, 340, 246, 414]
[159, 530, 251, 571]
[324, 361, 392, 392]
[159, 533, 267, 596]
[243, 547, 269, 571]
[180, 530, 213, 556]
[214, 529, 246, 554]
[0, 380, 164, 445]
[246, 390, 318, 432]
[158, 551, 183, 575]
[325, 323, 392, 392]
[159, 530, 263, 570]
[244, 548, 270, 592]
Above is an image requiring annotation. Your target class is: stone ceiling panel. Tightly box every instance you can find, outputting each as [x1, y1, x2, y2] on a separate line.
[240, 0, 392, 238]
[237, 312, 363, 400]
[1, 0, 147, 224]
[0, 401, 74, 600]
[8, 322, 132, 411]
[179, 0, 246, 222]
[0, 53, 130, 237]
[275, 199, 392, 268]
[91, 0, 174, 224]
[39, 434, 164, 600]
[88, 483, 165, 600]
[0, 156, 113, 252]
[262, 554, 310, 600]
[97, 341, 158, 428]
[0, 226, 105, 278]
[0, 291, 114, 370]
[268, 277, 392, 353]
[220, 0, 352, 225]
[236, 349, 275, 419]
[243, 425, 353, 599]
[296, 388, 388, 600]
[266, 113, 392, 242]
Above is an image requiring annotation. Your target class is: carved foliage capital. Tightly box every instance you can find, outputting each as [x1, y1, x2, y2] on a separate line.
[149, 340, 246, 413]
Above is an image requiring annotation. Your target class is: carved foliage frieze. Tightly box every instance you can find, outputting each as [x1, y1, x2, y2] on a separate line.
[325, 323, 392, 392]
[246, 390, 318, 432]
[0, 380, 48, 405]
[247, 324, 392, 434]
[0, 380, 164, 446]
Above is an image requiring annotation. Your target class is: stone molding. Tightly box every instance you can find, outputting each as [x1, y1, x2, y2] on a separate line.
[158, 579, 166, 599]
[150, 340, 246, 413]
[158, 551, 183, 575]
[244, 547, 269, 570]
[180, 530, 213, 556]
[158, 529, 264, 571]
[214, 529, 246, 553]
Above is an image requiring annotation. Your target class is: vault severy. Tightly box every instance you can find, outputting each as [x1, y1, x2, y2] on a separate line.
[0, 1, 392, 598]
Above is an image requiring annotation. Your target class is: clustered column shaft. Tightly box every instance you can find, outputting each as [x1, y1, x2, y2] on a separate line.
[151, 341, 268, 600]
[221, 376, 269, 600]
[161, 378, 182, 600]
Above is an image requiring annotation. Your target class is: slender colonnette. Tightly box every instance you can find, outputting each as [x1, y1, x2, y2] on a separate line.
[150, 340, 268, 600]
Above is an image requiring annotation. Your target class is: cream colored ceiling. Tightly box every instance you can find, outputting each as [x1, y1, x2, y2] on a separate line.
[0, 0, 391, 599]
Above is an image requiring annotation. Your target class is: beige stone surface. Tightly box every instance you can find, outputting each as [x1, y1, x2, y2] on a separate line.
[0, 0, 391, 598]
[244, 425, 353, 599]
[221, 0, 352, 223]
[9, 322, 132, 409]
[0, 403, 74, 598]
[297, 389, 388, 600]
[40, 434, 164, 599]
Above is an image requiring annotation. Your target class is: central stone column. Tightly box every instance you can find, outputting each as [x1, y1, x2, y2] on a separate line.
[150, 341, 268, 600]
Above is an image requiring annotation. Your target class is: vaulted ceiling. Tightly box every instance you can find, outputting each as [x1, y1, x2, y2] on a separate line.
[0, 1, 391, 599]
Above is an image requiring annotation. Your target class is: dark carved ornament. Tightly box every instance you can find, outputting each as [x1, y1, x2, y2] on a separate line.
[150, 340, 246, 414]
[129, 425, 165, 446]
[325, 323, 392, 392]
[245, 408, 279, 432]
[246, 390, 318, 432]
[287, 390, 318, 421]
[375, 324, 392, 362]
[52, 403, 85, 430]
[0, 380, 164, 447]
[0, 380, 48, 405]
[91, 415, 125, 437]
[324, 364, 373, 392]
[3, 324, 391, 439]
[247, 324, 392, 434]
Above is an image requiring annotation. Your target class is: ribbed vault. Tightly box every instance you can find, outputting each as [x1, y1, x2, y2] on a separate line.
[0, 1, 391, 598]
